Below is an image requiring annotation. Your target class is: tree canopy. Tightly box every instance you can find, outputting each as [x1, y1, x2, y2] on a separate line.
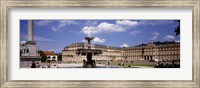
[38, 50, 47, 62]
[174, 20, 180, 36]
[58, 53, 62, 61]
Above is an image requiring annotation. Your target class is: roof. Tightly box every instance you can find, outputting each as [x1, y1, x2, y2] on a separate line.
[43, 51, 57, 55]
[63, 41, 180, 50]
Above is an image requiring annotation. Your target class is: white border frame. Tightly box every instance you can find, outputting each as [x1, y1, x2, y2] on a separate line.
[1, 0, 199, 88]
[9, 8, 192, 80]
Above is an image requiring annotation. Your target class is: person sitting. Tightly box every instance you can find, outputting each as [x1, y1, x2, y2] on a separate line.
[83, 60, 87, 68]
[31, 61, 36, 68]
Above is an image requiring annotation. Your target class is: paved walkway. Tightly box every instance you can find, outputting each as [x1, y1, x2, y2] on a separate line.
[130, 66, 154, 68]
[57, 63, 119, 68]
[57, 63, 83, 68]
[57, 63, 153, 68]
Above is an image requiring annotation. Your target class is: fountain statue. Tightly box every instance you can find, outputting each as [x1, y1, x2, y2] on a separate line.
[76, 28, 103, 68]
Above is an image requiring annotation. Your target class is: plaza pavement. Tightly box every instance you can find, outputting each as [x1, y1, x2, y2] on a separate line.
[56, 63, 153, 68]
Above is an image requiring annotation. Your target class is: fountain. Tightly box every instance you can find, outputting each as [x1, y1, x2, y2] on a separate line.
[76, 28, 103, 68]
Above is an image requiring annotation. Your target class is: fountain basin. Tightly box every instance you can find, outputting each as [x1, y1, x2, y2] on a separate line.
[76, 49, 102, 68]
[76, 49, 103, 55]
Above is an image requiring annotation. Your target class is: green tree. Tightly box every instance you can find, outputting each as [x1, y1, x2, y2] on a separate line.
[174, 20, 180, 36]
[58, 53, 62, 61]
[38, 50, 47, 62]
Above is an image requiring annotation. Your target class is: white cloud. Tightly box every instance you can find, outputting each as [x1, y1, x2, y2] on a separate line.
[82, 40, 86, 42]
[48, 48, 62, 53]
[81, 20, 139, 36]
[152, 32, 159, 36]
[120, 43, 129, 47]
[175, 40, 180, 42]
[116, 20, 140, 27]
[150, 32, 159, 41]
[34, 20, 53, 26]
[81, 20, 174, 36]
[140, 20, 174, 26]
[34, 20, 78, 31]
[20, 41, 27, 43]
[85, 21, 98, 26]
[129, 31, 141, 36]
[82, 26, 98, 36]
[57, 20, 78, 28]
[20, 34, 53, 42]
[51, 27, 58, 31]
[163, 35, 175, 41]
[81, 22, 124, 37]
[97, 22, 125, 32]
[93, 37, 106, 43]
[51, 20, 78, 31]
[151, 36, 158, 41]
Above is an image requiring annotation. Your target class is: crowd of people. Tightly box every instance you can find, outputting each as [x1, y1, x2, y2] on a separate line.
[154, 60, 180, 68]
[30, 61, 40, 68]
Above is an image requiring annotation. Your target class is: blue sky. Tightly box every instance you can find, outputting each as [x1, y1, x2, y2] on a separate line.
[20, 20, 180, 53]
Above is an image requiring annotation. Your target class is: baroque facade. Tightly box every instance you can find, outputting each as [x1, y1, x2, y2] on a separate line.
[62, 41, 180, 63]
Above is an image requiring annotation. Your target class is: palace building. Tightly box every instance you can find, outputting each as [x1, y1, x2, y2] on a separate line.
[62, 41, 180, 63]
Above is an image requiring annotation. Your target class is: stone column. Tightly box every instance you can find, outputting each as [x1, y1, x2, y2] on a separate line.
[28, 20, 34, 41]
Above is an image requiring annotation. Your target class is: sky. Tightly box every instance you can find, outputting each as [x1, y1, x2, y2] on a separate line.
[20, 20, 180, 53]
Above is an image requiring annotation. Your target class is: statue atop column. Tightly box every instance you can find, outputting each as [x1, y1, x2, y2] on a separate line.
[20, 20, 41, 68]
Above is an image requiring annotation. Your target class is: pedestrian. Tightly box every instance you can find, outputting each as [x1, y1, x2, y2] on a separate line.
[108, 61, 110, 65]
[36, 62, 40, 68]
[31, 61, 36, 68]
